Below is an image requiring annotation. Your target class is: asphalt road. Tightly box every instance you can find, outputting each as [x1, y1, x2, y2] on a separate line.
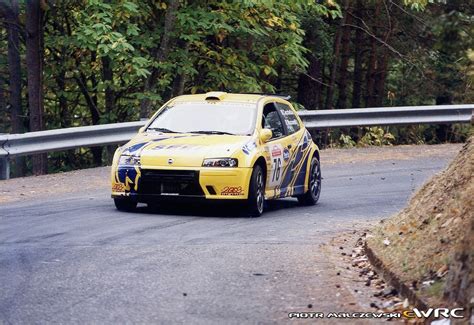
[0, 148, 457, 324]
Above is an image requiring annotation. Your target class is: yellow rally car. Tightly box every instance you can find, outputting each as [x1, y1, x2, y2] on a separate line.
[111, 92, 321, 217]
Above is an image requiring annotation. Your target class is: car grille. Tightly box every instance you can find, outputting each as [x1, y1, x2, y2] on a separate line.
[139, 169, 204, 196]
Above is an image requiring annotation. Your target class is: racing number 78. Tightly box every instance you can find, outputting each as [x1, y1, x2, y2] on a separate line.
[272, 158, 282, 182]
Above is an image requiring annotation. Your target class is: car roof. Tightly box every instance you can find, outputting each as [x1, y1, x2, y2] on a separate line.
[171, 92, 289, 105]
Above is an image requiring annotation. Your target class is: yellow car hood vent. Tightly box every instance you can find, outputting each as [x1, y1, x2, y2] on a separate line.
[204, 91, 227, 101]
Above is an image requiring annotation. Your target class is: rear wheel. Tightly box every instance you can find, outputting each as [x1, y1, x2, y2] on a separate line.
[246, 165, 265, 217]
[114, 198, 137, 211]
[297, 157, 321, 206]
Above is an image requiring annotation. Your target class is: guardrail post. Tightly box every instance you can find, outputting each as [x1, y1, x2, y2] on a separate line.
[0, 157, 10, 180]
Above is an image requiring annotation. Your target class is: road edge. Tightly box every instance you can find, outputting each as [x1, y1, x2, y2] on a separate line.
[364, 242, 429, 310]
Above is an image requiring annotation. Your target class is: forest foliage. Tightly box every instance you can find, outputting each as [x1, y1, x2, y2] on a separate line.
[0, 0, 472, 176]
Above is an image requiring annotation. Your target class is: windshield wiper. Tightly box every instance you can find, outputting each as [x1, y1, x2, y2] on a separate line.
[147, 127, 181, 133]
[190, 130, 235, 135]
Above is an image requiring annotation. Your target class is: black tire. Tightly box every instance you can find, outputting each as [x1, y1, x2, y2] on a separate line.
[246, 165, 265, 217]
[297, 157, 321, 206]
[114, 198, 137, 211]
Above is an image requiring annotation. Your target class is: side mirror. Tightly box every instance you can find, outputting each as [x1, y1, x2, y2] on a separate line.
[138, 126, 146, 133]
[259, 128, 272, 143]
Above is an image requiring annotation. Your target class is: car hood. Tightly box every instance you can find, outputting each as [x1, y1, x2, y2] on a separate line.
[121, 132, 251, 167]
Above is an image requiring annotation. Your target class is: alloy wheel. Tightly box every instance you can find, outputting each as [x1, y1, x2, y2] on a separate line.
[256, 171, 264, 213]
[310, 163, 321, 199]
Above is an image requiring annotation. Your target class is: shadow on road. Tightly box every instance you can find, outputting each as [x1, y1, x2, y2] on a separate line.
[130, 198, 303, 218]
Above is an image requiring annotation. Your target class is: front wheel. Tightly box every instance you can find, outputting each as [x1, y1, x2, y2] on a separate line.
[114, 198, 137, 212]
[245, 165, 265, 217]
[297, 157, 321, 206]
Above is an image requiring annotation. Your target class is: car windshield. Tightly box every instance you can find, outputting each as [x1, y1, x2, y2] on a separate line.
[146, 101, 256, 135]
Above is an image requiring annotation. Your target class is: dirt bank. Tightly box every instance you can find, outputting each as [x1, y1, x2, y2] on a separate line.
[367, 137, 473, 318]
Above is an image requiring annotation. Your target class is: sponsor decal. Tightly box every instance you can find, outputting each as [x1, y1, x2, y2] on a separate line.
[117, 166, 141, 193]
[121, 142, 150, 156]
[151, 144, 204, 151]
[283, 148, 290, 161]
[268, 144, 284, 187]
[121, 134, 200, 155]
[112, 183, 125, 192]
[301, 131, 310, 150]
[280, 109, 295, 116]
[271, 146, 282, 157]
[221, 186, 244, 196]
[242, 141, 257, 155]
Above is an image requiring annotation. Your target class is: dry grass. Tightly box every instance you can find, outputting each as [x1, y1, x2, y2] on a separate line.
[368, 137, 473, 305]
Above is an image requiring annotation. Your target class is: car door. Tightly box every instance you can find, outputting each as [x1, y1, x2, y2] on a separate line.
[261, 102, 288, 197]
[274, 102, 308, 197]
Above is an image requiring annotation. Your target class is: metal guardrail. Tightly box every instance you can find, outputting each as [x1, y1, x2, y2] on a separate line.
[0, 104, 472, 179]
[1, 121, 144, 157]
[299, 104, 473, 128]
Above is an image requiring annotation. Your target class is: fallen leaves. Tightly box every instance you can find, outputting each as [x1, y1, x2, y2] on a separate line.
[436, 265, 448, 278]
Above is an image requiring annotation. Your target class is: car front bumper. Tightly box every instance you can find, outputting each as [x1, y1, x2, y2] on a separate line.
[111, 166, 253, 201]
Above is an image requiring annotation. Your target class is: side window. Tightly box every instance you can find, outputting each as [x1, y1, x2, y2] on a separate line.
[276, 103, 301, 135]
[262, 103, 285, 139]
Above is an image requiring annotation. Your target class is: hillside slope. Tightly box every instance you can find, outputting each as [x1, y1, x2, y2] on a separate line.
[368, 137, 473, 311]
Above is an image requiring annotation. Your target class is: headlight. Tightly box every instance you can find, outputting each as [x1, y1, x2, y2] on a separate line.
[118, 155, 140, 166]
[202, 158, 238, 167]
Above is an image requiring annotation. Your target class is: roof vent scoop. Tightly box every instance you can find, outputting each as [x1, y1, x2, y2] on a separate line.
[205, 91, 227, 101]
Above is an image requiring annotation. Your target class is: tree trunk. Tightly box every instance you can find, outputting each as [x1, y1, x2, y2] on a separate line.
[75, 72, 100, 124]
[26, 0, 47, 175]
[74, 68, 103, 166]
[325, 1, 347, 110]
[433, 3, 459, 143]
[318, 61, 325, 110]
[90, 51, 99, 113]
[171, 73, 187, 97]
[7, 0, 26, 177]
[89, 51, 102, 166]
[140, 0, 180, 118]
[374, 12, 394, 108]
[0, 79, 5, 125]
[297, 22, 323, 111]
[101, 55, 115, 164]
[55, 71, 69, 128]
[324, 35, 341, 109]
[336, 6, 352, 110]
[101, 56, 114, 118]
[364, 3, 381, 108]
[55, 67, 78, 171]
[297, 56, 322, 110]
[351, 0, 364, 109]
[374, 49, 389, 107]
[435, 95, 451, 143]
[7, 0, 22, 134]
